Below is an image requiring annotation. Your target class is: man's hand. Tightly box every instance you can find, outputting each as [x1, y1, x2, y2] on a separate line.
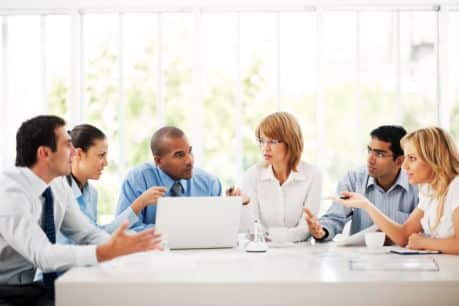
[131, 186, 167, 214]
[96, 221, 162, 262]
[226, 186, 250, 205]
[304, 208, 326, 239]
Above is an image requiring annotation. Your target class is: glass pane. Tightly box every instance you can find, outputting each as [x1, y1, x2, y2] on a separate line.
[321, 12, 358, 202]
[123, 13, 158, 168]
[280, 12, 317, 164]
[202, 13, 238, 188]
[449, 11, 459, 143]
[83, 14, 120, 220]
[6, 16, 42, 167]
[0, 18, 5, 170]
[360, 12, 398, 138]
[240, 13, 278, 169]
[400, 11, 437, 130]
[162, 13, 193, 134]
[46, 15, 71, 120]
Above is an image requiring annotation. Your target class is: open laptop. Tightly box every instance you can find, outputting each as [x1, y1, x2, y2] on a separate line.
[155, 196, 242, 250]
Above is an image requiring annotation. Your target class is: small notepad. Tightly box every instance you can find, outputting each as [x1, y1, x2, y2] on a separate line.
[390, 247, 441, 255]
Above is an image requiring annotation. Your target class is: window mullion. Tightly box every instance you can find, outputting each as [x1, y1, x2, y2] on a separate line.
[118, 12, 126, 176]
[315, 9, 324, 167]
[192, 9, 203, 167]
[1, 16, 9, 169]
[355, 10, 361, 164]
[40, 15, 47, 113]
[437, 5, 449, 130]
[156, 12, 164, 128]
[276, 11, 281, 111]
[70, 12, 83, 126]
[236, 12, 243, 185]
[395, 10, 402, 125]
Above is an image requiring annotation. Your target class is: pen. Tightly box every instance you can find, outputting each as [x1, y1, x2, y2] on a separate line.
[321, 195, 351, 200]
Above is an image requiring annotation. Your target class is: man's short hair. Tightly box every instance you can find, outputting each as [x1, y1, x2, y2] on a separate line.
[370, 125, 407, 160]
[15, 115, 66, 167]
[150, 126, 185, 156]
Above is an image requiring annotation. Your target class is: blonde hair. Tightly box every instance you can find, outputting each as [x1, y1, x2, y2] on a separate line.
[401, 127, 459, 230]
[255, 112, 304, 172]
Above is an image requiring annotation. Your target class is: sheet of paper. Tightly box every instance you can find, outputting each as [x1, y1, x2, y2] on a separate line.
[333, 224, 378, 246]
[350, 257, 439, 271]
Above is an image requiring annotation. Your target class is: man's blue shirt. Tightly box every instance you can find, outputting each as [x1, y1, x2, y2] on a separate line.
[116, 163, 222, 231]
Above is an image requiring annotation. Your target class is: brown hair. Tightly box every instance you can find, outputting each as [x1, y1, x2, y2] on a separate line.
[255, 112, 304, 171]
[401, 127, 459, 230]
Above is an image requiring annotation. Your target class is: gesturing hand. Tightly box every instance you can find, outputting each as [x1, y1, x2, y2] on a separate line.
[140, 186, 167, 206]
[304, 208, 326, 239]
[96, 221, 163, 262]
[132, 186, 167, 214]
[330, 191, 371, 209]
[226, 186, 250, 205]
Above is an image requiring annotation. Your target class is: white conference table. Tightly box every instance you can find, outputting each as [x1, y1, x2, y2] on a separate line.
[56, 243, 459, 306]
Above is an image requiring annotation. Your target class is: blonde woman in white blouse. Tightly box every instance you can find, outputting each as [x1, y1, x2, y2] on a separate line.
[230, 112, 322, 243]
[333, 127, 459, 254]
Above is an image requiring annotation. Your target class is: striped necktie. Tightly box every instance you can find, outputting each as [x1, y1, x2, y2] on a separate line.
[42, 187, 58, 299]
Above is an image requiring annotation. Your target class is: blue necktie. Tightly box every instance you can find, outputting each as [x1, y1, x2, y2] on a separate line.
[42, 187, 58, 299]
[170, 181, 183, 197]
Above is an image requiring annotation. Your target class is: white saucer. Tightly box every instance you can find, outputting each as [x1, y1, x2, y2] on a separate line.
[360, 248, 388, 254]
[268, 242, 296, 248]
[245, 241, 268, 252]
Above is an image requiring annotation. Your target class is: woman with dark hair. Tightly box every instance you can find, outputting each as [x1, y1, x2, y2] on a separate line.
[61, 124, 165, 240]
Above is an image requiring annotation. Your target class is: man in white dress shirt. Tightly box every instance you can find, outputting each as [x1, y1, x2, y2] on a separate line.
[0, 115, 162, 306]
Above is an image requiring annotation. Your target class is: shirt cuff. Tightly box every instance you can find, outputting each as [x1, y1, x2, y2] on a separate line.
[315, 227, 330, 242]
[75, 245, 99, 266]
[120, 206, 139, 227]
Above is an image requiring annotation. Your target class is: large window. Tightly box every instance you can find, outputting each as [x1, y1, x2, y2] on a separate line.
[1, 4, 457, 219]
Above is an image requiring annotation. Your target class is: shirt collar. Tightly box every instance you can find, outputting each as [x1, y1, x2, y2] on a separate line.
[70, 175, 84, 198]
[157, 167, 188, 193]
[260, 165, 306, 182]
[21, 167, 50, 199]
[366, 169, 410, 192]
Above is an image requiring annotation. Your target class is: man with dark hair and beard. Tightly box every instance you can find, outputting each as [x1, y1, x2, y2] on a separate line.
[305, 125, 419, 242]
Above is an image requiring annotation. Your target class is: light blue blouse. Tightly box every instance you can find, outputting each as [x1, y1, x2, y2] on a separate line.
[57, 176, 139, 244]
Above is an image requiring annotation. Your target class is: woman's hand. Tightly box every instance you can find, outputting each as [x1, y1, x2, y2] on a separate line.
[131, 186, 167, 214]
[329, 191, 371, 210]
[226, 186, 250, 205]
[406, 233, 426, 250]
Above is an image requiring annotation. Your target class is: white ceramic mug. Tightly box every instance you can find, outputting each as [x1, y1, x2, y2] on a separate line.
[364, 232, 385, 249]
[269, 227, 289, 243]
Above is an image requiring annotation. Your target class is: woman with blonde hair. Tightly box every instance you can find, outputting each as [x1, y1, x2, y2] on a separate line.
[334, 127, 459, 254]
[229, 112, 322, 243]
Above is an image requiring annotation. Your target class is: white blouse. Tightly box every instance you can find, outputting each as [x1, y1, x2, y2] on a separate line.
[418, 176, 459, 238]
[240, 161, 322, 242]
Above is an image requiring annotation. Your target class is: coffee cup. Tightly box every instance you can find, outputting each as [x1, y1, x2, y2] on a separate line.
[364, 232, 385, 249]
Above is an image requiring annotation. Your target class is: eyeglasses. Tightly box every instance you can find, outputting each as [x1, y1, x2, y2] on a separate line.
[257, 138, 283, 147]
[366, 146, 393, 159]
